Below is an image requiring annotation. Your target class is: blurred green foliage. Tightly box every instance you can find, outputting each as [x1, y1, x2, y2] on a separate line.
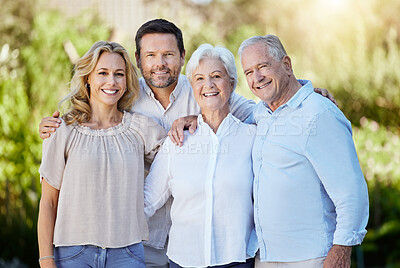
[0, 0, 399, 266]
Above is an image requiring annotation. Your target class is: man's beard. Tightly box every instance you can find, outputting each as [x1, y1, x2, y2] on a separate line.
[146, 75, 178, 89]
[143, 67, 179, 89]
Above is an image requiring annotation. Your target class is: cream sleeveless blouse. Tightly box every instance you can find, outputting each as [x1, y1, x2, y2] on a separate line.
[39, 111, 166, 248]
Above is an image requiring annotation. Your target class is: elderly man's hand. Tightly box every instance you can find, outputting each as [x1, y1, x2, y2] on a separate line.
[39, 111, 61, 140]
[314, 88, 338, 106]
[168, 115, 198, 146]
[323, 245, 352, 268]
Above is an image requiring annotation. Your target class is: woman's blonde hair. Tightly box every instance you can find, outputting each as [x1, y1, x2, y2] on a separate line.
[60, 41, 139, 124]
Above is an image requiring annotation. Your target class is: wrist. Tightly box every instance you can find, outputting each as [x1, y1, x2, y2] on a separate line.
[39, 255, 55, 263]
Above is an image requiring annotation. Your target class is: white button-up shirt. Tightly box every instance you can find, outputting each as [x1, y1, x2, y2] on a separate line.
[144, 114, 258, 267]
[252, 80, 369, 262]
[132, 74, 256, 249]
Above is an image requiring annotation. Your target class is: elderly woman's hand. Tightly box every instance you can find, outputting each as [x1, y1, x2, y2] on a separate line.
[168, 115, 198, 146]
[314, 88, 337, 106]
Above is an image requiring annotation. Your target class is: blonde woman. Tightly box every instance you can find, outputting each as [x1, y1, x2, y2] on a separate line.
[37, 41, 165, 268]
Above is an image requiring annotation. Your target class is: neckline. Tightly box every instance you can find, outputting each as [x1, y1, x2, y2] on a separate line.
[74, 111, 131, 136]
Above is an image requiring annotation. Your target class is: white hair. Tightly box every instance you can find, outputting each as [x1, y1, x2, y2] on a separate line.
[238, 35, 287, 62]
[186, 44, 238, 91]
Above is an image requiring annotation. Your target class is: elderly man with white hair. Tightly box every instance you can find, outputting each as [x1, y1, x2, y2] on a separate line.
[239, 35, 369, 268]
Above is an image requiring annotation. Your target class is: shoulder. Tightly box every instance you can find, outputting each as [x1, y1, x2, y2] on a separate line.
[230, 114, 257, 136]
[177, 74, 193, 95]
[178, 74, 191, 87]
[128, 111, 159, 125]
[50, 118, 75, 138]
[127, 111, 166, 135]
[302, 92, 344, 117]
[42, 118, 76, 149]
[301, 93, 351, 129]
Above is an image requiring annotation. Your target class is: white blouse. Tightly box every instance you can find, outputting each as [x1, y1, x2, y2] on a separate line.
[39, 111, 166, 248]
[144, 113, 258, 267]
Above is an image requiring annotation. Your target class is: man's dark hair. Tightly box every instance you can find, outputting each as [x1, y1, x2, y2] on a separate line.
[135, 19, 184, 57]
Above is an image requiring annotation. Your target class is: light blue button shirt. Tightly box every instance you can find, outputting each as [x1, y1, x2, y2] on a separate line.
[252, 80, 369, 262]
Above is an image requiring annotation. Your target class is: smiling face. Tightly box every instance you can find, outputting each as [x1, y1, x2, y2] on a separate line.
[191, 57, 233, 113]
[241, 42, 292, 107]
[87, 52, 126, 109]
[136, 33, 185, 93]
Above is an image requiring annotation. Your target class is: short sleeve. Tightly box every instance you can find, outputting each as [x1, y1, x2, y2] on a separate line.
[131, 113, 167, 163]
[38, 119, 73, 190]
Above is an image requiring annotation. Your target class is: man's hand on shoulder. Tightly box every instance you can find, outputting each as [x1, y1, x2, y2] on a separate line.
[168, 115, 198, 147]
[39, 111, 61, 140]
[323, 245, 352, 268]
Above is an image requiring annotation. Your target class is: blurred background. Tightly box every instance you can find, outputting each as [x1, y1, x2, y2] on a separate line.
[0, 0, 399, 267]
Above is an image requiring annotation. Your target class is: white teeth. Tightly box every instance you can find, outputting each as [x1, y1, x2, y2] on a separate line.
[257, 81, 271, 89]
[204, 92, 219, 97]
[103, 89, 117, 94]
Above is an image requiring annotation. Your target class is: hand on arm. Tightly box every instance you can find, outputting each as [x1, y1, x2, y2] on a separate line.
[38, 179, 59, 268]
[314, 88, 338, 106]
[39, 111, 61, 140]
[167, 115, 198, 146]
[323, 245, 352, 268]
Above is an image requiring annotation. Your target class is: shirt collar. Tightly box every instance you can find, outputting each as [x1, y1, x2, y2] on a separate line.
[253, 80, 313, 123]
[285, 79, 314, 109]
[261, 79, 313, 110]
[197, 113, 237, 137]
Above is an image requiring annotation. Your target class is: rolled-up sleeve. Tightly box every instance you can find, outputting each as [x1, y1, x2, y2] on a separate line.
[305, 108, 369, 246]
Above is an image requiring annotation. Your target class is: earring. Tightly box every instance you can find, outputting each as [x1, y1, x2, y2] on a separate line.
[85, 83, 90, 98]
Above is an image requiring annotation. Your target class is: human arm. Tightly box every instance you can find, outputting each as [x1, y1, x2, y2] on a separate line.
[37, 119, 69, 267]
[168, 87, 336, 145]
[167, 115, 198, 146]
[144, 139, 173, 218]
[37, 179, 59, 268]
[305, 108, 369, 256]
[323, 245, 352, 268]
[134, 114, 167, 163]
[39, 111, 62, 140]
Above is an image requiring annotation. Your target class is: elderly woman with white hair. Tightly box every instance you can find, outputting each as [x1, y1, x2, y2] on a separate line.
[143, 44, 258, 268]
